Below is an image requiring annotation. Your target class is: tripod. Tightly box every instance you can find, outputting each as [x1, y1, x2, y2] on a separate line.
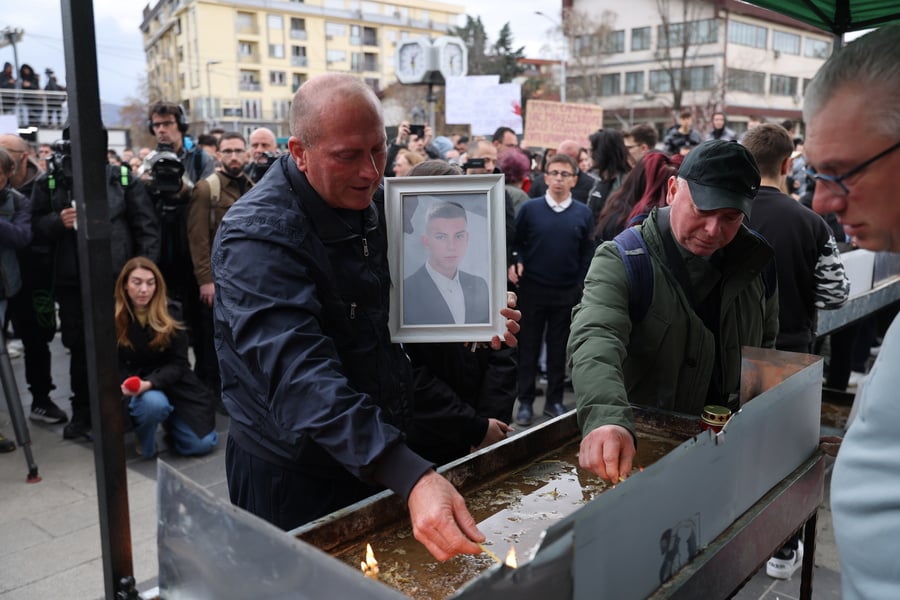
[0, 327, 40, 482]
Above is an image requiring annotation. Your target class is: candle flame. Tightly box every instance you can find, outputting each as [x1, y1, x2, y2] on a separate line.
[361, 543, 379, 580]
[505, 546, 518, 569]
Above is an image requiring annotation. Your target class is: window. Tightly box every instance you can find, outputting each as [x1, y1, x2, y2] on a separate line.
[270, 71, 286, 86]
[177, 46, 184, 62]
[239, 70, 261, 91]
[658, 19, 717, 49]
[267, 15, 283, 30]
[649, 69, 671, 93]
[606, 30, 625, 54]
[573, 35, 596, 57]
[692, 19, 718, 44]
[291, 45, 308, 67]
[771, 74, 798, 96]
[325, 22, 346, 39]
[803, 77, 813, 94]
[600, 73, 622, 96]
[236, 12, 256, 34]
[239, 42, 256, 57]
[631, 27, 651, 51]
[727, 68, 766, 94]
[175, 18, 182, 35]
[625, 71, 644, 94]
[290, 18, 307, 40]
[273, 99, 291, 121]
[728, 21, 767, 48]
[292, 73, 307, 90]
[326, 49, 347, 64]
[773, 31, 800, 55]
[350, 25, 361, 45]
[684, 65, 714, 90]
[242, 98, 261, 119]
[269, 44, 285, 59]
[365, 77, 381, 92]
[362, 26, 378, 46]
[804, 37, 830, 58]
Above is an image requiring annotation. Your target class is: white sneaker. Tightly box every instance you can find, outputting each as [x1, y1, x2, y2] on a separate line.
[766, 540, 803, 580]
[847, 371, 868, 390]
[6, 341, 22, 358]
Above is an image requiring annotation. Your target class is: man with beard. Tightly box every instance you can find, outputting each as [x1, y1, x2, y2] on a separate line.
[187, 132, 253, 400]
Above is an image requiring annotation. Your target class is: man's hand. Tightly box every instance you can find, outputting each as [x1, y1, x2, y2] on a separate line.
[199, 283, 215, 307]
[396, 121, 410, 145]
[475, 419, 512, 450]
[407, 470, 484, 561]
[60, 206, 77, 230]
[507, 263, 523, 285]
[579, 424, 635, 483]
[491, 291, 521, 349]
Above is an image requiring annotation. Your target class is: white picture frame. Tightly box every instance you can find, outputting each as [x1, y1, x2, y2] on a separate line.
[385, 174, 507, 343]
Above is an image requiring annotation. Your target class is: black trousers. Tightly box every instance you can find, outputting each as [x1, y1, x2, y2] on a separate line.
[516, 278, 581, 406]
[8, 256, 57, 401]
[225, 436, 379, 531]
[56, 285, 90, 415]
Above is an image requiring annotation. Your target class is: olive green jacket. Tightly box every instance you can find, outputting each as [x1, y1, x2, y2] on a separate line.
[568, 208, 778, 439]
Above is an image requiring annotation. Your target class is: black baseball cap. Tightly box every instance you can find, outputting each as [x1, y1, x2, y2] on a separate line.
[677, 140, 760, 217]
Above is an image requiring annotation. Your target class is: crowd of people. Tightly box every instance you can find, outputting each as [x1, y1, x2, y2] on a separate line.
[0, 62, 67, 126]
[0, 25, 898, 595]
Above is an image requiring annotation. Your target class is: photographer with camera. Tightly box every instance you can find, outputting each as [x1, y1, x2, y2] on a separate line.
[143, 102, 215, 406]
[31, 130, 160, 439]
[244, 127, 279, 184]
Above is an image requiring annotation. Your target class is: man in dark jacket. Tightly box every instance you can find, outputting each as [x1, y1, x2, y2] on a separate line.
[212, 73, 519, 562]
[32, 157, 159, 439]
[569, 140, 778, 483]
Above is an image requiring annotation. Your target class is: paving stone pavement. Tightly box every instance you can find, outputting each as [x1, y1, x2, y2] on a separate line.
[0, 335, 842, 598]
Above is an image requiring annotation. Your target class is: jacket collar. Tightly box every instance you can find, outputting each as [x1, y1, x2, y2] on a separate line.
[280, 155, 379, 242]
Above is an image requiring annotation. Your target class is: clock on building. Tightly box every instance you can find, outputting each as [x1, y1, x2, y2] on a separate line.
[433, 36, 468, 79]
[395, 37, 433, 84]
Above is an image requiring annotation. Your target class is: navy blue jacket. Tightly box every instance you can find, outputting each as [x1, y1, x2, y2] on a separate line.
[212, 155, 432, 501]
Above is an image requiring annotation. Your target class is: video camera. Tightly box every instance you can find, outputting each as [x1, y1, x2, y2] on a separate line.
[46, 139, 73, 190]
[145, 144, 185, 194]
[247, 151, 278, 183]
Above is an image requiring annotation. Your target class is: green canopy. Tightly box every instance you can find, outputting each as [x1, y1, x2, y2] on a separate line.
[744, 0, 900, 34]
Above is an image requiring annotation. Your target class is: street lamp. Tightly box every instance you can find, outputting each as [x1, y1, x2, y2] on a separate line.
[535, 11, 567, 104]
[205, 59, 221, 125]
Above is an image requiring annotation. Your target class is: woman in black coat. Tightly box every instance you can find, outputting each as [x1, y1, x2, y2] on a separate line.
[115, 256, 218, 457]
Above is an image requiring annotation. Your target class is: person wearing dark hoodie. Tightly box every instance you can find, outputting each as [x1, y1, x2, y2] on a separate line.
[18, 64, 41, 125]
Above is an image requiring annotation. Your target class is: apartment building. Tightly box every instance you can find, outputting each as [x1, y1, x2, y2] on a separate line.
[140, 0, 463, 138]
[562, 0, 833, 134]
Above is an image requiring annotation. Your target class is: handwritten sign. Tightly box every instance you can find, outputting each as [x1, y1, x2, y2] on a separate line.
[446, 76, 523, 136]
[524, 100, 604, 149]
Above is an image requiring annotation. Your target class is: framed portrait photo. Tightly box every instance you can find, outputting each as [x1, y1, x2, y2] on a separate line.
[385, 173, 507, 343]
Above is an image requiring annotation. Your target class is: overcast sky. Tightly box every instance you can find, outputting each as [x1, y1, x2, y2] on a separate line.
[1, 0, 558, 105]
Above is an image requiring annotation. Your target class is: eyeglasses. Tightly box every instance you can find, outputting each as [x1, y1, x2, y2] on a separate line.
[546, 170, 574, 179]
[219, 149, 246, 155]
[805, 139, 900, 197]
[151, 120, 177, 129]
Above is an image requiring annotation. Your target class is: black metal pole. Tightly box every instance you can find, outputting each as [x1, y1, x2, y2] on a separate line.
[59, 2, 134, 598]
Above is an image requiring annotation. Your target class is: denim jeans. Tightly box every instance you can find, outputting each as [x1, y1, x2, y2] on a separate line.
[128, 390, 218, 457]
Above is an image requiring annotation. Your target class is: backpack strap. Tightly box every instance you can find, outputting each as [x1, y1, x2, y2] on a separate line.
[205, 172, 220, 233]
[613, 226, 654, 325]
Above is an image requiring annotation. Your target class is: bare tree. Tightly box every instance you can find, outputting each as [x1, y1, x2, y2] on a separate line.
[654, 0, 715, 113]
[561, 7, 619, 102]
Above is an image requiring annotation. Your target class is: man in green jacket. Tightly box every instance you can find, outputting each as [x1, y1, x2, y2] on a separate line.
[569, 140, 778, 483]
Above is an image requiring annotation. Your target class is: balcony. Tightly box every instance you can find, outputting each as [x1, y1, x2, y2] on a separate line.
[239, 81, 262, 92]
[0, 89, 68, 128]
[290, 29, 307, 40]
[291, 56, 308, 68]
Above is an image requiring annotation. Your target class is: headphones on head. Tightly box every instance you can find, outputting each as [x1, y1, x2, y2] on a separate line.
[148, 103, 189, 136]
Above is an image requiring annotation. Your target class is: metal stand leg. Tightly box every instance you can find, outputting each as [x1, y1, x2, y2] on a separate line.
[0, 328, 41, 482]
[799, 512, 817, 600]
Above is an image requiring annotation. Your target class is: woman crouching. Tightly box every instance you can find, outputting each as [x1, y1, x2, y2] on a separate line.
[115, 256, 219, 457]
